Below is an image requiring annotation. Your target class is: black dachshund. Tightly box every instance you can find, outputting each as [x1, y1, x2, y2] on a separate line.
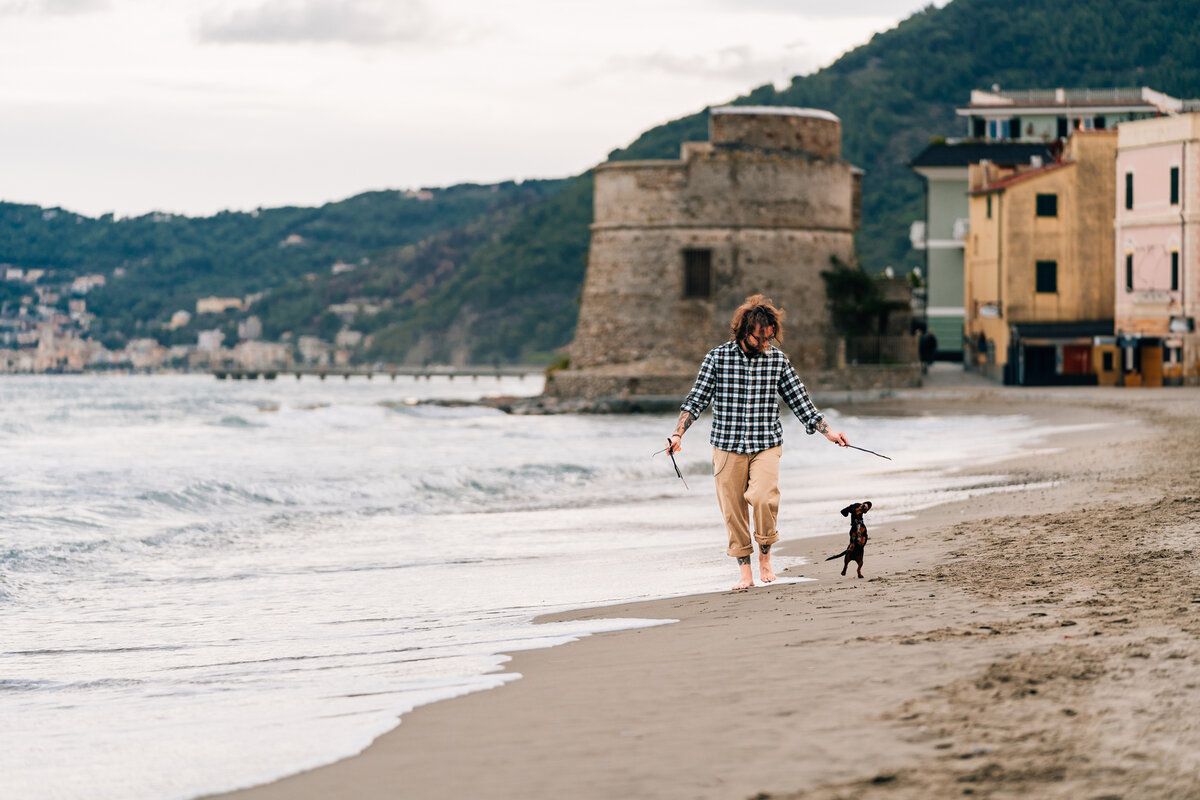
[826, 501, 872, 578]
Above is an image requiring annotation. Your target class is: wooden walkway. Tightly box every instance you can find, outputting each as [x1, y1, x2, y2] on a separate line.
[211, 365, 540, 381]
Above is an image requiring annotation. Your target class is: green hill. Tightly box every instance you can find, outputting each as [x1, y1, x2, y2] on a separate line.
[0, 181, 566, 352]
[5, 0, 1200, 364]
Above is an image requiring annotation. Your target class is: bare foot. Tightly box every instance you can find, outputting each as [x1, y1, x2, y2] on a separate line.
[732, 562, 754, 591]
[760, 556, 776, 583]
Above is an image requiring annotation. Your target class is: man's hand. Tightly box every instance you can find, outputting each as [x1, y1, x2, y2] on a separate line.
[824, 429, 849, 447]
[667, 434, 682, 454]
[815, 418, 848, 447]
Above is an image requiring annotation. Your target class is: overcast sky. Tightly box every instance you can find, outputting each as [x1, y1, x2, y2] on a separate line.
[1, 0, 942, 218]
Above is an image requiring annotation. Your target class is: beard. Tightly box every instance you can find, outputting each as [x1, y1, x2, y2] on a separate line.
[740, 338, 769, 356]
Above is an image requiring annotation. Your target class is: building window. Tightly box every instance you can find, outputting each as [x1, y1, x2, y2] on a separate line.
[1095, 116, 1106, 130]
[1035, 260, 1057, 293]
[1172, 251, 1180, 291]
[683, 249, 712, 298]
[1125, 172, 1134, 210]
[986, 195, 992, 219]
[1103, 351, 1115, 372]
[1008, 118, 1021, 139]
[1126, 253, 1134, 291]
[1170, 166, 1180, 205]
[973, 118, 986, 138]
[1057, 117, 1068, 138]
[1035, 194, 1058, 217]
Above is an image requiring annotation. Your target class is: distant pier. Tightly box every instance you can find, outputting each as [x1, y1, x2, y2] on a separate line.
[211, 365, 540, 381]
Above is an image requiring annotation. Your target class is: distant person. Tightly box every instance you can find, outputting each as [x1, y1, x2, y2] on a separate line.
[919, 329, 938, 373]
[666, 295, 849, 591]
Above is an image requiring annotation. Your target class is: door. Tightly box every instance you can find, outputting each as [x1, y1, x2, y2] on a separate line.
[1023, 345, 1057, 385]
[1140, 344, 1163, 387]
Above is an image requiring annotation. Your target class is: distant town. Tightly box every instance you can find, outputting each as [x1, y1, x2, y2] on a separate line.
[0, 266, 352, 374]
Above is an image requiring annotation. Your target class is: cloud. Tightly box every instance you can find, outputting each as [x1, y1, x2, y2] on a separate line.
[698, 0, 941, 18]
[197, 0, 440, 46]
[598, 43, 816, 85]
[0, 0, 109, 15]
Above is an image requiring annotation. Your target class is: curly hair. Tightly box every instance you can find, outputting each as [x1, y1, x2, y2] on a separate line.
[729, 294, 785, 345]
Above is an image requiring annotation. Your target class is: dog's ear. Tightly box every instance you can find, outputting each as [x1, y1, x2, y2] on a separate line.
[840, 503, 854, 517]
[862, 501, 872, 512]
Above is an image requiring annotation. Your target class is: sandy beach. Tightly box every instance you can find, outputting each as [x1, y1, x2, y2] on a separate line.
[214, 381, 1200, 800]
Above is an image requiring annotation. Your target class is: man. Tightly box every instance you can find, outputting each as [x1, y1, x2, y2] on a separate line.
[666, 295, 849, 590]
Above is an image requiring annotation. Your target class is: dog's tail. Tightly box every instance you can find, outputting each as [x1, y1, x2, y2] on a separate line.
[825, 550, 849, 561]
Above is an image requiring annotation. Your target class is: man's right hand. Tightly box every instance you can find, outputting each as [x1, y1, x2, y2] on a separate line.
[667, 434, 682, 454]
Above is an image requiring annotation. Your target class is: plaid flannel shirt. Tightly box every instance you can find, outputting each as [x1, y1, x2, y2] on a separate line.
[680, 340, 824, 454]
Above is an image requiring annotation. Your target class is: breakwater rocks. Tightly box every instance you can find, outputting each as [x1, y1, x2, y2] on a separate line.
[420, 395, 683, 415]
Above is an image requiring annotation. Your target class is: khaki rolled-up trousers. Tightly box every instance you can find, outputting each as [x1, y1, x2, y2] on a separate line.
[712, 445, 781, 558]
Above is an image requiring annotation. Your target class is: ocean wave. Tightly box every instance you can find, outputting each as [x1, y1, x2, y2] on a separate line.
[392, 404, 508, 420]
[137, 480, 288, 512]
[215, 415, 260, 428]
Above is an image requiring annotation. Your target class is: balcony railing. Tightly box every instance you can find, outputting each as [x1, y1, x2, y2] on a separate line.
[979, 87, 1148, 105]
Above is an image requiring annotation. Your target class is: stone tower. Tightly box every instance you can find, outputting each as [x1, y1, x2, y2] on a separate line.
[548, 106, 862, 400]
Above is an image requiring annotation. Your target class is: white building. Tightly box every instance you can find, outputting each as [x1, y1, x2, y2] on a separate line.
[197, 329, 225, 351]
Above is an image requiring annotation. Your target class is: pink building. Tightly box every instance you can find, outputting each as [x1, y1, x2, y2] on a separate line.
[1114, 112, 1200, 386]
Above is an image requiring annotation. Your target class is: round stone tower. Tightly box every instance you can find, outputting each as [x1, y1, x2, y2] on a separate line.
[550, 106, 862, 400]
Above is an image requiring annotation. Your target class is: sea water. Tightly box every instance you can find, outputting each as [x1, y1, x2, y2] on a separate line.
[0, 374, 1089, 799]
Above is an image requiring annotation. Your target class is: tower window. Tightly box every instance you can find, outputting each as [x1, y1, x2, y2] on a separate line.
[683, 249, 712, 298]
[1172, 251, 1180, 291]
[1170, 166, 1180, 205]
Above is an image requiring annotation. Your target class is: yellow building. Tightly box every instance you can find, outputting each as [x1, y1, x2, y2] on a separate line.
[964, 131, 1117, 384]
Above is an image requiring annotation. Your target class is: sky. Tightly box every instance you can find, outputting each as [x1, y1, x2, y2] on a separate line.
[1, 0, 943, 218]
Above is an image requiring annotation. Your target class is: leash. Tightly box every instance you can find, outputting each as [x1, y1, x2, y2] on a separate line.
[652, 440, 690, 490]
[845, 444, 891, 461]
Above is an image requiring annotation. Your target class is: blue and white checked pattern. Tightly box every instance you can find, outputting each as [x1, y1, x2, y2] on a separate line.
[680, 341, 824, 454]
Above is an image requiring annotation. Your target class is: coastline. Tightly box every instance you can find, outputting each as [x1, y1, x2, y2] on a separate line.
[210, 386, 1200, 799]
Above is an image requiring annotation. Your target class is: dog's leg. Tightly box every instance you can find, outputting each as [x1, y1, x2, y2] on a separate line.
[841, 555, 849, 576]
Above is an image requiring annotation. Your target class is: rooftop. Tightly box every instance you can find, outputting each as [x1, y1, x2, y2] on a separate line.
[910, 141, 1055, 168]
[710, 105, 839, 123]
[960, 87, 1186, 114]
[969, 161, 1073, 195]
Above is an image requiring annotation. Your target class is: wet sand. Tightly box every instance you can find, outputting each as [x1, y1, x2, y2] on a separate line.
[213, 385, 1200, 800]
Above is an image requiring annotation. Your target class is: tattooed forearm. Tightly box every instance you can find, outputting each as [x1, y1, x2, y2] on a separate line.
[673, 410, 696, 437]
[815, 419, 830, 434]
